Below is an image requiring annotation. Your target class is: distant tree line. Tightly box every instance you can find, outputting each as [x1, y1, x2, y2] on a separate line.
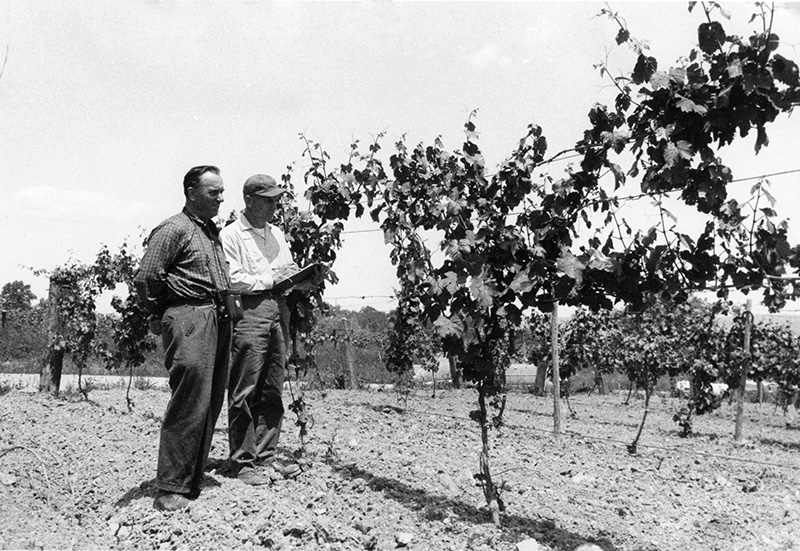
[0, 282, 404, 384]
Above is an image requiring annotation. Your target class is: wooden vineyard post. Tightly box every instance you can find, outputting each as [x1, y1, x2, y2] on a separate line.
[551, 302, 561, 436]
[533, 358, 547, 395]
[448, 354, 460, 389]
[39, 277, 64, 396]
[340, 317, 358, 390]
[734, 299, 753, 442]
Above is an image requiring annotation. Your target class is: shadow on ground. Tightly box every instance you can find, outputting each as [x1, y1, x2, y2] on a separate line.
[331, 461, 622, 551]
[114, 472, 224, 509]
[758, 436, 800, 452]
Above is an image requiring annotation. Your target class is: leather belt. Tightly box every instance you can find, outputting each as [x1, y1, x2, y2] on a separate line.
[165, 298, 215, 308]
[244, 289, 281, 300]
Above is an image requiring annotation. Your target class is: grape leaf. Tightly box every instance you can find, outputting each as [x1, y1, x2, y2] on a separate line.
[587, 249, 613, 271]
[531, 244, 546, 258]
[771, 54, 800, 87]
[510, 267, 537, 295]
[698, 21, 725, 55]
[632, 54, 658, 84]
[553, 177, 574, 197]
[649, 71, 670, 90]
[600, 130, 628, 154]
[743, 63, 774, 94]
[655, 125, 672, 142]
[676, 96, 708, 114]
[664, 140, 693, 166]
[609, 162, 626, 188]
[469, 273, 499, 309]
[440, 270, 462, 294]
[434, 315, 464, 339]
[669, 67, 687, 85]
[760, 185, 776, 207]
[556, 248, 584, 285]
[726, 58, 743, 78]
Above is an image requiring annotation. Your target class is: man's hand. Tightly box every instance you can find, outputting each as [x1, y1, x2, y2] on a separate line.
[292, 264, 327, 292]
[274, 264, 300, 281]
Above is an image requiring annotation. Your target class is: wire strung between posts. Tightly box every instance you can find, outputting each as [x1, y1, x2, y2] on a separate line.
[372, 402, 800, 471]
[732, 168, 800, 183]
[324, 295, 397, 308]
[325, 295, 395, 300]
[339, 228, 382, 235]
[336, 166, 800, 235]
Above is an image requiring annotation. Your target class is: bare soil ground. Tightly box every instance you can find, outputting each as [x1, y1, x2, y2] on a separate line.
[1, 384, 799, 551]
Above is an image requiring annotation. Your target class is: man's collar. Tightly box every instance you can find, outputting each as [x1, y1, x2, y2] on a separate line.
[182, 208, 220, 235]
[240, 210, 274, 232]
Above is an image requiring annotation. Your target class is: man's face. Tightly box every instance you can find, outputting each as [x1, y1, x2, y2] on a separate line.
[246, 194, 281, 223]
[189, 172, 224, 221]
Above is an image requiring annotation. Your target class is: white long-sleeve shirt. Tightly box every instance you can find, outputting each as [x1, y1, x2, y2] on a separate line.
[220, 212, 297, 294]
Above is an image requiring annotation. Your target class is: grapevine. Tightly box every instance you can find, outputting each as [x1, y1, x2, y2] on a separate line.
[22, 2, 800, 527]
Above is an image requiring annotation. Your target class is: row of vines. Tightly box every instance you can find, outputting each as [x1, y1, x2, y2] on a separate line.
[536, 298, 800, 449]
[33, 3, 800, 527]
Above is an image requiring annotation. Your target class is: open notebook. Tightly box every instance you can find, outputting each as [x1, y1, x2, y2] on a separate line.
[273, 263, 321, 292]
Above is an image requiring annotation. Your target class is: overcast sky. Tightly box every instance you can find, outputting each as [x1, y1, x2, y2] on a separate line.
[1, 1, 799, 313]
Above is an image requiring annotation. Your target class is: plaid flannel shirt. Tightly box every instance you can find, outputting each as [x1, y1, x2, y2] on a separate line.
[134, 209, 230, 316]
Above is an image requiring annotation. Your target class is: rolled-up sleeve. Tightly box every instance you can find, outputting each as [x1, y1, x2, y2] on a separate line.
[134, 223, 181, 314]
[270, 226, 297, 270]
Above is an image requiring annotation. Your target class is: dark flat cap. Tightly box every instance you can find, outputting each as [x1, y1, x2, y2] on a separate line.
[243, 174, 287, 197]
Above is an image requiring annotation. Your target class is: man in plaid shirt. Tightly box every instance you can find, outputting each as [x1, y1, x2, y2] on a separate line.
[134, 165, 232, 511]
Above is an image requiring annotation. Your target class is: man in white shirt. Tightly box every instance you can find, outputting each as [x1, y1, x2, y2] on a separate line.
[220, 174, 301, 485]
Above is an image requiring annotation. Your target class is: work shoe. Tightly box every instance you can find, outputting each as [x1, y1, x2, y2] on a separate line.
[153, 491, 190, 511]
[269, 459, 302, 479]
[237, 466, 270, 486]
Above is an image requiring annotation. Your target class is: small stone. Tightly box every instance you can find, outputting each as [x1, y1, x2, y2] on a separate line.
[742, 480, 761, 493]
[170, 518, 184, 535]
[395, 531, 414, 546]
[353, 520, 373, 534]
[574, 545, 604, 551]
[363, 533, 378, 550]
[0, 471, 17, 486]
[283, 522, 308, 538]
[516, 538, 545, 551]
[571, 472, 594, 485]
[108, 520, 120, 536]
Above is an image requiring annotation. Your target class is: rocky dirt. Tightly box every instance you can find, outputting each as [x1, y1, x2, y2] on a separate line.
[1, 383, 799, 551]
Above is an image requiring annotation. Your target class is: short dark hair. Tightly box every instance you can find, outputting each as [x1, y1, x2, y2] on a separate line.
[183, 165, 220, 195]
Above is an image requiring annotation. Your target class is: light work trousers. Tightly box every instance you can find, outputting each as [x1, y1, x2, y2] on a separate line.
[228, 295, 287, 469]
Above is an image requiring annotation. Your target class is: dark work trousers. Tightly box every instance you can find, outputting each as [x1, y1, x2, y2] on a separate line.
[228, 295, 286, 469]
[158, 303, 231, 495]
